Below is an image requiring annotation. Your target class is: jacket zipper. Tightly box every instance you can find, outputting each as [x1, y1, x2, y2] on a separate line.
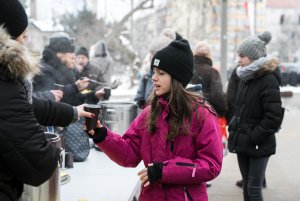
[183, 186, 193, 201]
[170, 138, 174, 152]
[176, 162, 196, 178]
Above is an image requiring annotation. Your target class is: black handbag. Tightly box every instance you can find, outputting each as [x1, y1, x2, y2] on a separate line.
[60, 118, 90, 162]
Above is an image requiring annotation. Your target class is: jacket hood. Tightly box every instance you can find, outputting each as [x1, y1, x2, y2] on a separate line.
[89, 41, 109, 58]
[0, 27, 39, 81]
[194, 55, 213, 66]
[254, 57, 281, 84]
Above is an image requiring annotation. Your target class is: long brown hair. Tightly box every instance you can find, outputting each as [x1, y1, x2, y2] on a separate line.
[148, 78, 203, 139]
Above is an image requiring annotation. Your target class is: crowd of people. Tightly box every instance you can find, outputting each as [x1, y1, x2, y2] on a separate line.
[0, 0, 285, 201]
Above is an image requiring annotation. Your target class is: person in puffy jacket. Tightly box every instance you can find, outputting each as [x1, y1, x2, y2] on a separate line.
[0, 1, 93, 200]
[85, 39, 223, 201]
[228, 31, 284, 201]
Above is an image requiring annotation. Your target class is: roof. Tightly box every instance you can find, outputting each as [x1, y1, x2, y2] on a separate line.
[29, 19, 64, 32]
[266, 0, 300, 9]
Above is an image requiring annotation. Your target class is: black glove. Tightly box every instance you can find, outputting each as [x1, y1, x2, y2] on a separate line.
[85, 126, 107, 143]
[147, 162, 163, 184]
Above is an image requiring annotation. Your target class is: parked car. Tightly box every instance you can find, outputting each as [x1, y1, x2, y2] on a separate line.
[279, 63, 300, 86]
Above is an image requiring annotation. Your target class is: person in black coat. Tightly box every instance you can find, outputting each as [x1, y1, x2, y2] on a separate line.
[191, 41, 226, 116]
[33, 33, 91, 106]
[0, 1, 93, 200]
[228, 31, 284, 201]
[226, 65, 267, 189]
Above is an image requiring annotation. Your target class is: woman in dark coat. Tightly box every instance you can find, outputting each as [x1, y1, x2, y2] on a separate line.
[0, 1, 92, 200]
[190, 41, 226, 116]
[228, 31, 283, 201]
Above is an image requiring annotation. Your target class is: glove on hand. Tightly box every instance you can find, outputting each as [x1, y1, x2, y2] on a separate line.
[147, 162, 163, 184]
[85, 126, 107, 143]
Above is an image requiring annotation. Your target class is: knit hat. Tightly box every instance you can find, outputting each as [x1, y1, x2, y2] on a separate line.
[193, 41, 212, 59]
[151, 39, 193, 86]
[0, 0, 28, 38]
[237, 31, 272, 60]
[76, 47, 89, 58]
[48, 32, 75, 53]
[149, 28, 176, 54]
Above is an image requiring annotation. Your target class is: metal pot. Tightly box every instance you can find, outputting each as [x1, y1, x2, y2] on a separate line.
[99, 101, 138, 135]
[20, 132, 61, 201]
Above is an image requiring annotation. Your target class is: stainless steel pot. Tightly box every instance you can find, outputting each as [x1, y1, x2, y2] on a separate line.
[20, 132, 61, 201]
[99, 101, 138, 135]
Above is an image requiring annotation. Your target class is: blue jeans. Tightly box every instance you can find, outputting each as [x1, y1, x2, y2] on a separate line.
[237, 154, 269, 201]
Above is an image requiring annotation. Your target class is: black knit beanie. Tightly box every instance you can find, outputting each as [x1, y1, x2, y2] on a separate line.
[151, 39, 193, 87]
[76, 47, 89, 58]
[0, 0, 28, 38]
[48, 37, 75, 53]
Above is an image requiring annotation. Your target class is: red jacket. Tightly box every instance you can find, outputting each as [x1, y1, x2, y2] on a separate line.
[97, 98, 223, 201]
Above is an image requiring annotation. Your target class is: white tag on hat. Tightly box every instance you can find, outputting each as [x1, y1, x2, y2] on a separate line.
[153, 59, 160, 67]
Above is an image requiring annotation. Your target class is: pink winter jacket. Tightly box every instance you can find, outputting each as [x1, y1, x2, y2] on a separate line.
[97, 98, 223, 201]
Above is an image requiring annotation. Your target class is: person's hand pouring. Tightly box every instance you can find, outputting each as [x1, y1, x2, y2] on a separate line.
[75, 104, 95, 119]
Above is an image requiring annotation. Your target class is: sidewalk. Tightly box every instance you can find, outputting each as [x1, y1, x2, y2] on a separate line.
[208, 107, 300, 201]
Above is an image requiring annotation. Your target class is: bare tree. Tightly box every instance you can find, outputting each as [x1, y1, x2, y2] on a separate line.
[105, 0, 154, 62]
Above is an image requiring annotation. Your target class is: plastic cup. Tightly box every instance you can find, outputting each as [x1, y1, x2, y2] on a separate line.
[83, 104, 101, 130]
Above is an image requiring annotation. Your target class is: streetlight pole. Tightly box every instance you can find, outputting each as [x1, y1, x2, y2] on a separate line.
[220, 0, 228, 88]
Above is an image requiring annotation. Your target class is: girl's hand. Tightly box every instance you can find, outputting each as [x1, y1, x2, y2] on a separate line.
[137, 163, 153, 187]
[83, 120, 103, 135]
[83, 121, 107, 143]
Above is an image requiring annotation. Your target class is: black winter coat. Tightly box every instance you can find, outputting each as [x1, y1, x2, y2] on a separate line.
[191, 56, 226, 116]
[228, 59, 283, 157]
[225, 66, 240, 123]
[0, 28, 74, 201]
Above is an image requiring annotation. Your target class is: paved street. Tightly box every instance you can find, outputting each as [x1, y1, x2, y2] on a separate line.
[208, 106, 300, 201]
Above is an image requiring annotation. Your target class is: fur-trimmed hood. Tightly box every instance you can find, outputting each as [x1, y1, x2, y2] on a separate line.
[254, 57, 279, 77]
[0, 26, 39, 81]
[254, 57, 281, 84]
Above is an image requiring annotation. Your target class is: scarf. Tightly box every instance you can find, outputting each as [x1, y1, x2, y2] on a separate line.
[236, 57, 269, 81]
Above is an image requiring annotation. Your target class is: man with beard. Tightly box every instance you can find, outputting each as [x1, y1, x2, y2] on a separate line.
[33, 34, 103, 106]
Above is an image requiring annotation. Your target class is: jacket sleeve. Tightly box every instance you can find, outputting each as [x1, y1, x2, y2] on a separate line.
[32, 97, 74, 127]
[250, 75, 283, 145]
[134, 76, 147, 102]
[60, 83, 83, 106]
[225, 67, 240, 123]
[208, 69, 227, 116]
[161, 107, 223, 185]
[0, 93, 60, 186]
[32, 91, 55, 101]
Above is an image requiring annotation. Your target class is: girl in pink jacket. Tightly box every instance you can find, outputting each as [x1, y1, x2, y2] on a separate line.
[86, 39, 223, 201]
